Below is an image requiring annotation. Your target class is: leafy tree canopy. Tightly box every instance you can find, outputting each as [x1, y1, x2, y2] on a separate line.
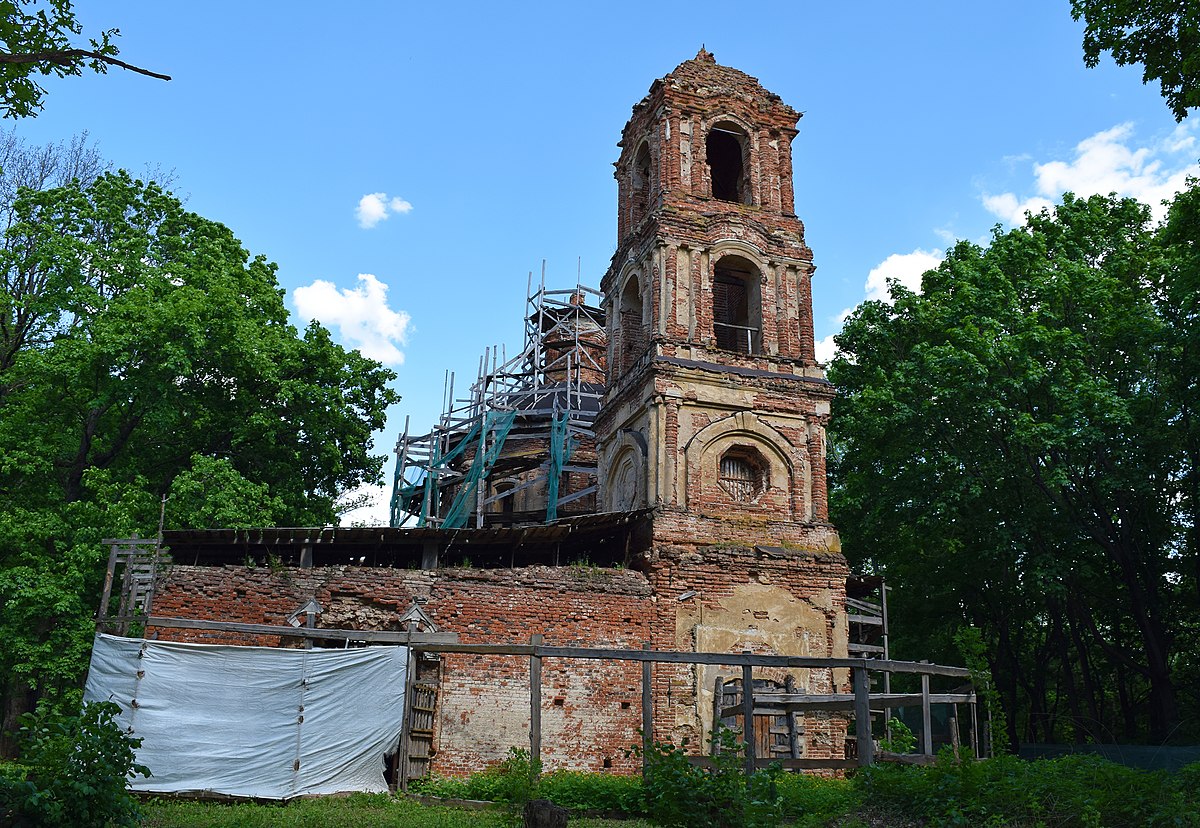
[0, 0, 168, 118]
[1072, 0, 1200, 121]
[830, 186, 1200, 746]
[0, 160, 399, 746]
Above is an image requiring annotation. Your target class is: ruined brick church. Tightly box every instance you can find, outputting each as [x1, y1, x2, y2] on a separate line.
[144, 50, 855, 777]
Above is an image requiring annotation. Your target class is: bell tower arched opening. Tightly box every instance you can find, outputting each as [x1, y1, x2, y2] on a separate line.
[712, 255, 761, 354]
[706, 121, 749, 204]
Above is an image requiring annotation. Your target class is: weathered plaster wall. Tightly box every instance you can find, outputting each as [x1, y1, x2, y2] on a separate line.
[642, 544, 850, 759]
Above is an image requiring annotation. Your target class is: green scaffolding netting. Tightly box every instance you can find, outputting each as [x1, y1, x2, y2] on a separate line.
[441, 410, 518, 529]
[545, 412, 576, 523]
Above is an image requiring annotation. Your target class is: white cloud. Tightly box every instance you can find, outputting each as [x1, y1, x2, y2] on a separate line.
[337, 482, 391, 527]
[815, 306, 855, 364]
[356, 192, 414, 229]
[864, 249, 944, 303]
[814, 332, 838, 364]
[293, 273, 411, 365]
[982, 121, 1200, 225]
[980, 193, 1056, 226]
[814, 250, 943, 363]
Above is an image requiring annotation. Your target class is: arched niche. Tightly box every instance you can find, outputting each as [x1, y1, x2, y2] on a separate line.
[682, 412, 809, 520]
[631, 141, 652, 226]
[601, 430, 647, 512]
[614, 269, 647, 375]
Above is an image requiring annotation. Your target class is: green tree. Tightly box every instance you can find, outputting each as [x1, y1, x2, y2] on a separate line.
[830, 189, 1197, 745]
[0, 169, 399, 751]
[1071, 0, 1200, 121]
[0, 0, 169, 118]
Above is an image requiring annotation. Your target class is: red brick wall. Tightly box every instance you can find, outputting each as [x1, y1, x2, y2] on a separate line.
[151, 548, 848, 775]
[152, 563, 653, 775]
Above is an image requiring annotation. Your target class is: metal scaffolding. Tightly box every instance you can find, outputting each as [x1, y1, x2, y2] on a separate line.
[390, 266, 607, 529]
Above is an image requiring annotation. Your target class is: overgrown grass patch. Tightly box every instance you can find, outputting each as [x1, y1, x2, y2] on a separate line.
[142, 754, 1200, 828]
[142, 793, 653, 828]
[776, 772, 860, 827]
[536, 769, 645, 814]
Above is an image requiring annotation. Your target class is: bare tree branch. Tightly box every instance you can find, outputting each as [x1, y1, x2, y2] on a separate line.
[0, 49, 170, 81]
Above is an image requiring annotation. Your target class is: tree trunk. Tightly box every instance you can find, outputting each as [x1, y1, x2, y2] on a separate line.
[0, 681, 35, 759]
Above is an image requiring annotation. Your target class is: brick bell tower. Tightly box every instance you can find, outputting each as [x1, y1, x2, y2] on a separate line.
[594, 50, 848, 751]
[596, 49, 838, 549]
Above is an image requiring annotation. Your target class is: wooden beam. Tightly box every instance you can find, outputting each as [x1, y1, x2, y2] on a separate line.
[741, 656, 755, 776]
[847, 614, 883, 626]
[784, 674, 801, 760]
[530, 633, 543, 773]
[726, 691, 976, 714]
[845, 597, 882, 614]
[853, 665, 873, 767]
[398, 651, 417, 792]
[921, 672, 933, 756]
[411, 643, 972, 677]
[97, 542, 120, 623]
[124, 622, 974, 688]
[641, 642, 652, 775]
[879, 752, 936, 766]
[687, 756, 858, 771]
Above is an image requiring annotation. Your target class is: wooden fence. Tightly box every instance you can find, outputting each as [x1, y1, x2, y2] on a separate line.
[406, 634, 978, 776]
[114, 615, 979, 779]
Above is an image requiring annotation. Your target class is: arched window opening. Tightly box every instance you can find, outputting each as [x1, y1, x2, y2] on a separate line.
[712, 256, 761, 354]
[631, 142, 652, 225]
[719, 447, 766, 503]
[706, 122, 748, 204]
[616, 276, 646, 373]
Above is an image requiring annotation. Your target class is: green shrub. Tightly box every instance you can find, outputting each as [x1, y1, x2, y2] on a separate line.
[878, 717, 917, 754]
[0, 700, 149, 827]
[856, 750, 1200, 828]
[411, 754, 643, 815]
[411, 747, 539, 805]
[634, 726, 782, 828]
[409, 774, 474, 799]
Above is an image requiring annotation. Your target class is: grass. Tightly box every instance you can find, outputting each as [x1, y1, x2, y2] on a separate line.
[141, 793, 655, 828]
[133, 754, 1200, 828]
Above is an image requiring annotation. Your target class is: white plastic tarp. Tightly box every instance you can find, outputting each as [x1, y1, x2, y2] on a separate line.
[83, 633, 409, 799]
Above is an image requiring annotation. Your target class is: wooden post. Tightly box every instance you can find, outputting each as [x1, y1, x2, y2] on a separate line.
[970, 699, 979, 758]
[921, 671, 933, 756]
[641, 642, 652, 774]
[303, 606, 316, 651]
[853, 664, 874, 767]
[741, 653, 755, 776]
[397, 649, 417, 791]
[949, 704, 961, 761]
[985, 688, 994, 757]
[530, 633, 543, 772]
[711, 677, 726, 754]
[97, 541, 121, 627]
[784, 674, 801, 759]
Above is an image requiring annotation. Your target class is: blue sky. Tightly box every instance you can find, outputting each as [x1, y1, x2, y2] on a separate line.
[14, 2, 1199, 523]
